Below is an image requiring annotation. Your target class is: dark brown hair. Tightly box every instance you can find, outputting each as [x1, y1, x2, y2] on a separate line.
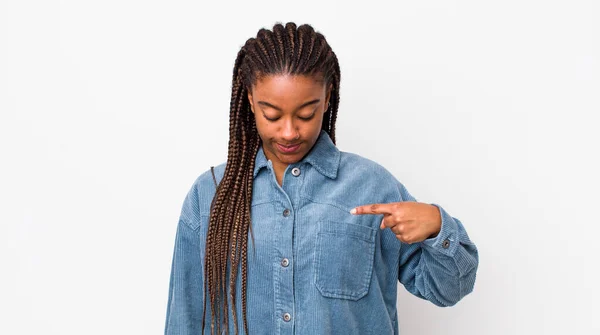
[203, 22, 341, 334]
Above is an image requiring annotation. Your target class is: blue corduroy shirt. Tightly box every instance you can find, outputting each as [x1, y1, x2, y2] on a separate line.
[165, 130, 478, 334]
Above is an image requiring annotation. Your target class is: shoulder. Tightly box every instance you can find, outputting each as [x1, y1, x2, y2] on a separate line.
[338, 152, 416, 202]
[338, 151, 399, 184]
[193, 162, 226, 190]
[306, 151, 406, 207]
[179, 162, 226, 227]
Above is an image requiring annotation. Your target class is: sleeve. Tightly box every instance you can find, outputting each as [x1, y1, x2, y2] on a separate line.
[396, 181, 479, 307]
[164, 184, 206, 334]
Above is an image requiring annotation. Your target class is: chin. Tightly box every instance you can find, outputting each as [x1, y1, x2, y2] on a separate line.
[278, 153, 304, 164]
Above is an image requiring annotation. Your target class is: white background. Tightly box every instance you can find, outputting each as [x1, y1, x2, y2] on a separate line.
[1, 0, 598, 334]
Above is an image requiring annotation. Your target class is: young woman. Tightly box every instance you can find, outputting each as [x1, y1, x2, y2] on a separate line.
[165, 22, 479, 335]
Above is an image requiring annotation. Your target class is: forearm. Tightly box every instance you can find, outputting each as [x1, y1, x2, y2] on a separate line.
[165, 218, 205, 334]
[398, 205, 479, 306]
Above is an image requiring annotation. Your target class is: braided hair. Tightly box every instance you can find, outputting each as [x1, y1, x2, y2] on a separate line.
[202, 22, 341, 334]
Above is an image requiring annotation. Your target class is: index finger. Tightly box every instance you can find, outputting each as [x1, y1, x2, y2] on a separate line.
[350, 203, 394, 215]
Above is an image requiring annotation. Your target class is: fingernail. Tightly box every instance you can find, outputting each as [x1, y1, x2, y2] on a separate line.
[350, 208, 356, 215]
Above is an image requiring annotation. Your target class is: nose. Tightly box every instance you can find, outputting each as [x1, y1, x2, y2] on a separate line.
[281, 117, 299, 142]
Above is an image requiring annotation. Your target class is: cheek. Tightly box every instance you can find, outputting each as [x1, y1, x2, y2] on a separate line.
[253, 118, 272, 140]
[307, 119, 322, 135]
[306, 113, 325, 134]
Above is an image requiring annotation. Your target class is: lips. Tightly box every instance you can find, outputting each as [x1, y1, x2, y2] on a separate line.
[276, 143, 301, 154]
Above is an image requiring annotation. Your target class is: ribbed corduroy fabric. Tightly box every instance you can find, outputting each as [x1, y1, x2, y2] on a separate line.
[165, 130, 479, 334]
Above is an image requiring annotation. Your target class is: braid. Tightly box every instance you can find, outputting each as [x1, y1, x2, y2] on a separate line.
[202, 22, 341, 334]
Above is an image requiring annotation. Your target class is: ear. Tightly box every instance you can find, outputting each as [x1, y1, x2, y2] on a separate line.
[247, 91, 254, 114]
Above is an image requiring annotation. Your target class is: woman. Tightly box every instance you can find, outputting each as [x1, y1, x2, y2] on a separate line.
[165, 22, 478, 335]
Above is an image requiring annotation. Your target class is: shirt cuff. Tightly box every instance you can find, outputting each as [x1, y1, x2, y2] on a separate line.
[421, 203, 459, 256]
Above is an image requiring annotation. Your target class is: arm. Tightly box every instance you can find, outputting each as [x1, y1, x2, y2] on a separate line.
[396, 181, 479, 307]
[164, 186, 206, 334]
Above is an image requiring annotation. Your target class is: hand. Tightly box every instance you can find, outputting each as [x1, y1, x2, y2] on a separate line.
[350, 202, 442, 244]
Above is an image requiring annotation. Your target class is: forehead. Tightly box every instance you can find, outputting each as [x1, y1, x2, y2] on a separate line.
[250, 74, 326, 102]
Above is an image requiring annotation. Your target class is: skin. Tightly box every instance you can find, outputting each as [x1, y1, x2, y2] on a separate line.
[248, 74, 332, 186]
[248, 74, 442, 242]
[351, 202, 442, 243]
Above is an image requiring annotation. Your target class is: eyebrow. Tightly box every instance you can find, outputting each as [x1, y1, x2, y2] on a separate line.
[257, 99, 320, 112]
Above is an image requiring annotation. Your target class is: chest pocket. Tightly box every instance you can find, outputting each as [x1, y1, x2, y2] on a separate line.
[314, 221, 377, 301]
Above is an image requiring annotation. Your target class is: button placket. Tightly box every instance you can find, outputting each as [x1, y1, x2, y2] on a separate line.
[272, 172, 296, 331]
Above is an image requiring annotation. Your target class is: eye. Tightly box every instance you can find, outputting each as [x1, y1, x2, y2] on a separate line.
[298, 110, 316, 121]
[298, 114, 315, 121]
[261, 111, 280, 122]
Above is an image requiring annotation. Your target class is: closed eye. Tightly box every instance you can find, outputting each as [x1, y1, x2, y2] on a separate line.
[262, 111, 315, 122]
[264, 115, 279, 122]
[298, 108, 317, 121]
[298, 114, 315, 121]
[261, 110, 279, 121]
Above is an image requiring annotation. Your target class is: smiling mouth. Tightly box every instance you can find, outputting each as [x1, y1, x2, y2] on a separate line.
[276, 143, 301, 153]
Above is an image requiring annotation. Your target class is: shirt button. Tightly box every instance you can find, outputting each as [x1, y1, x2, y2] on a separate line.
[283, 209, 291, 217]
[442, 239, 450, 249]
[291, 167, 301, 177]
[281, 258, 289, 267]
[283, 313, 292, 322]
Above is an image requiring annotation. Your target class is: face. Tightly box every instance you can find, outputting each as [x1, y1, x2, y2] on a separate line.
[248, 74, 332, 172]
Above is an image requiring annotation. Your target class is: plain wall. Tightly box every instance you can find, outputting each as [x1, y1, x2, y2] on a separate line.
[1, 0, 598, 334]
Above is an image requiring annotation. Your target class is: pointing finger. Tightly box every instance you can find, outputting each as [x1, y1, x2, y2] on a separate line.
[350, 203, 394, 215]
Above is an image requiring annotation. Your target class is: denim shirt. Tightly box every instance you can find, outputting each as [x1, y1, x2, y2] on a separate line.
[165, 130, 479, 335]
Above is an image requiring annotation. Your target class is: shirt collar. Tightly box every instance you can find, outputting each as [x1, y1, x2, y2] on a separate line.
[253, 130, 340, 179]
